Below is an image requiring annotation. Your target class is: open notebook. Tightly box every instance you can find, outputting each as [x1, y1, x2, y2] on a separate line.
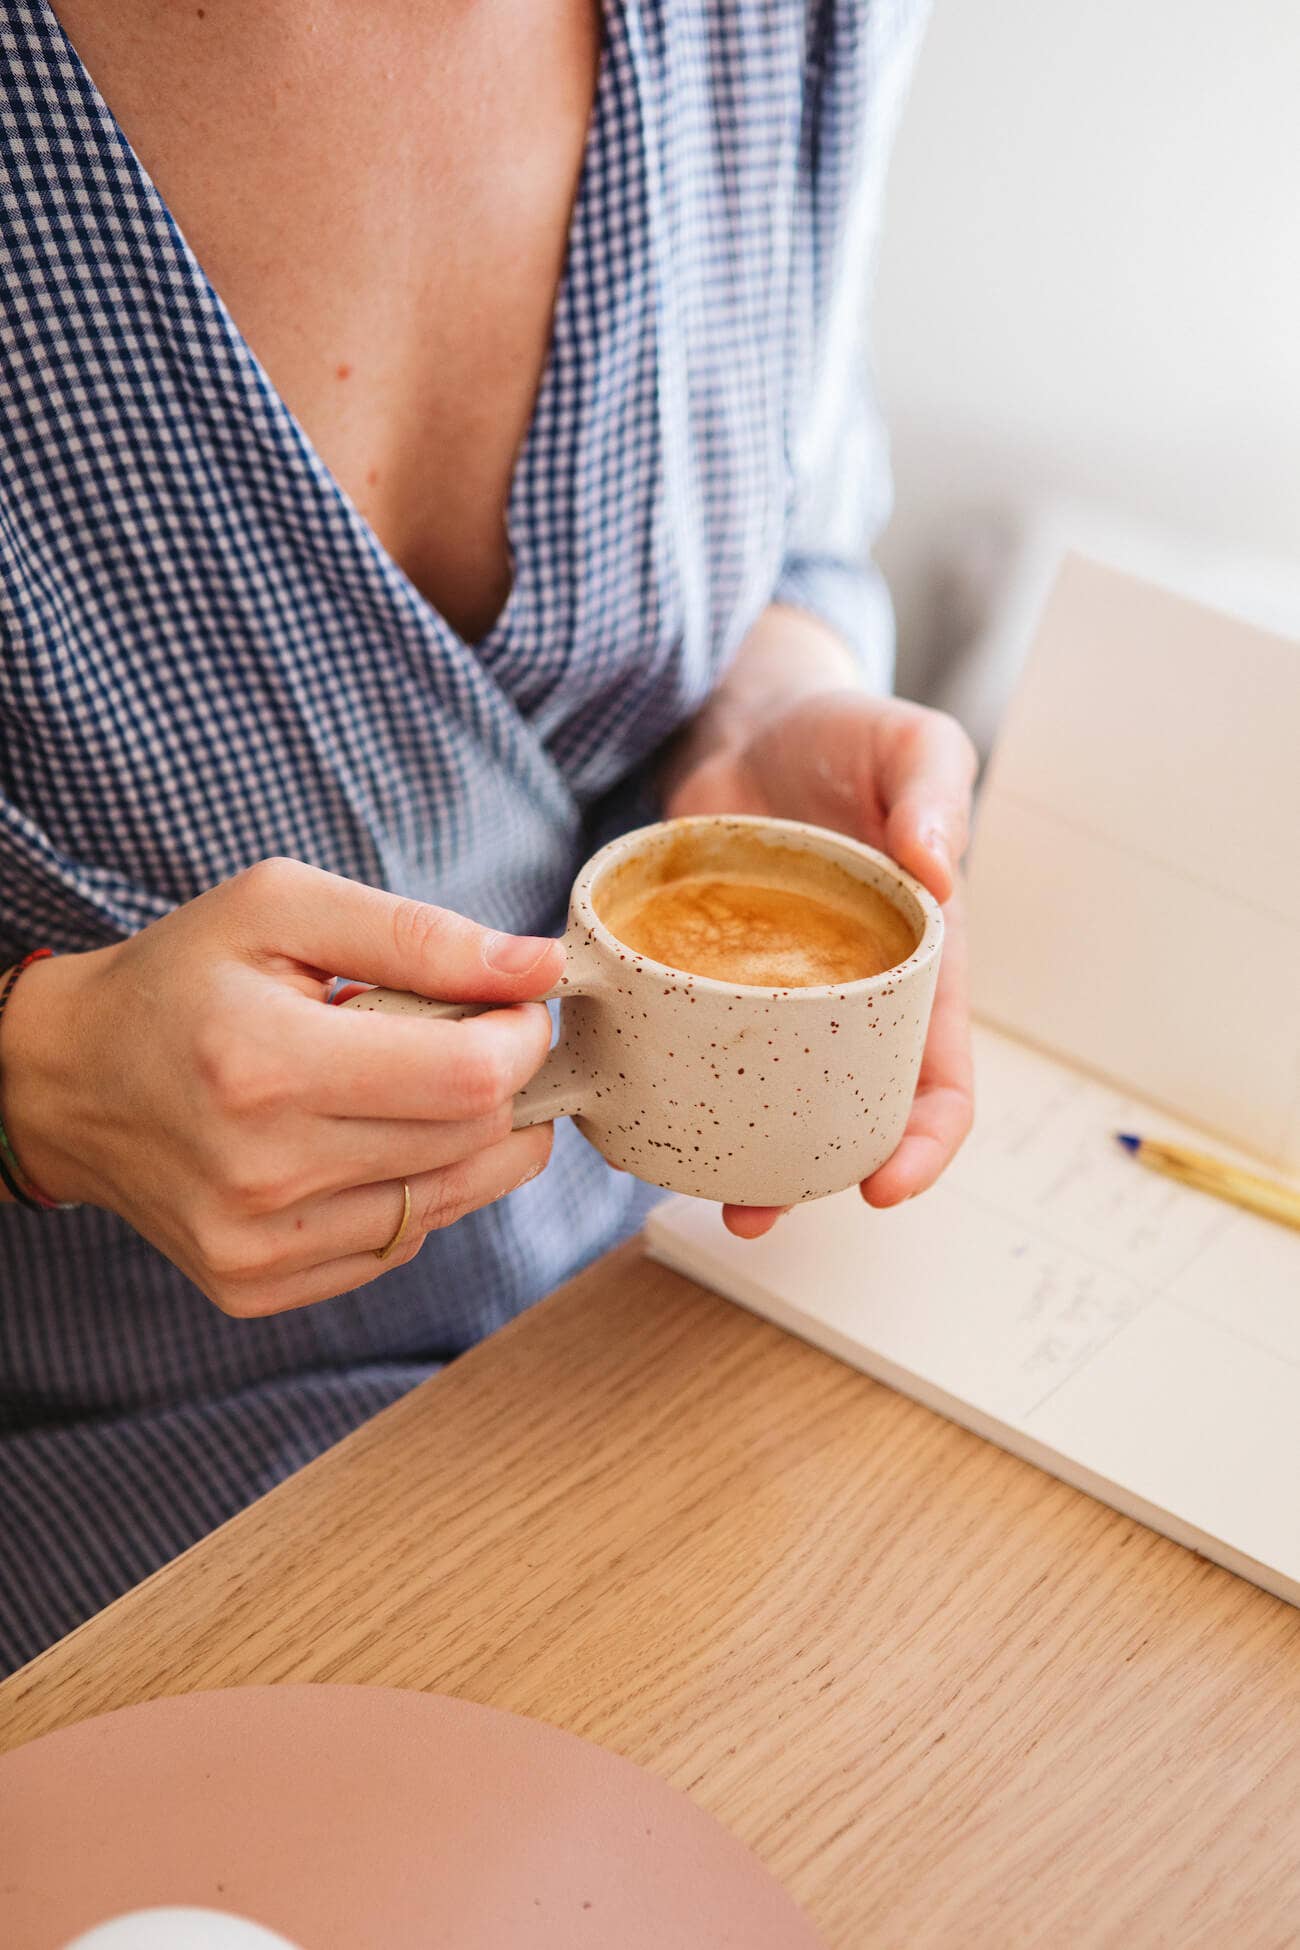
[646, 555, 1300, 1605]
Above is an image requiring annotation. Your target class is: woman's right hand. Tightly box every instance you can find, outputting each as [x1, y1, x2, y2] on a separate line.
[0, 859, 564, 1314]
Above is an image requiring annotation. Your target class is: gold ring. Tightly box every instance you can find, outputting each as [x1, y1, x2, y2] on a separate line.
[374, 1178, 412, 1261]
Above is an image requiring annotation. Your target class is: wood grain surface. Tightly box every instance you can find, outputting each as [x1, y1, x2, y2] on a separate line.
[4, 1240, 1300, 1947]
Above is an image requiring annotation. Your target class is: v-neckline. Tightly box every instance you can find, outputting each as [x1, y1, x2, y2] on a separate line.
[38, 0, 615, 663]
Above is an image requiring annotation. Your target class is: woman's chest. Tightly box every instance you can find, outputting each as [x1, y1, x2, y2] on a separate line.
[49, 0, 602, 643]
[3, 0, 852, 914]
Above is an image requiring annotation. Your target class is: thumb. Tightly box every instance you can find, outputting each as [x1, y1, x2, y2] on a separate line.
[228, 857, 564, 1002]
[885, 789, 964, 903]
[879, 708, 977, 903]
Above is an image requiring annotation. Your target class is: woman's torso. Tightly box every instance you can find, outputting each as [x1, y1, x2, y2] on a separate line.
[0, 0, 904, 1425]
[0, 0, 931, 1669]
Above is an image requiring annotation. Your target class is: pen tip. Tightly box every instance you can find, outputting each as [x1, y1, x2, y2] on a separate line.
[1114, 1131, 1141, 1154]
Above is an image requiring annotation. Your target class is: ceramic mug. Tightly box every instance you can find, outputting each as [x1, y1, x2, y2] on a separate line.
[341, 815, 943, 1208]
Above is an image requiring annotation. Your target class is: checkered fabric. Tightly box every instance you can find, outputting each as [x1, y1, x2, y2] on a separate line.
[0, 0, 927, 1670]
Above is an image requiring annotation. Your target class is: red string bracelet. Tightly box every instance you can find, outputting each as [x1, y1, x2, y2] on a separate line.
[0, 949, 79, 1212]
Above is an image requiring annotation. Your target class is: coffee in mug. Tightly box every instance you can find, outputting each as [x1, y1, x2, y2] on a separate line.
[342, 816, 943, 1208]
[597, 826, 918, 988]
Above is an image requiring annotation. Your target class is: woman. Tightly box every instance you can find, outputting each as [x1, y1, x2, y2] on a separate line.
[0, 0, 974, 1673]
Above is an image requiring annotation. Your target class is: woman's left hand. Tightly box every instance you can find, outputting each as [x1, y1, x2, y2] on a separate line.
[666, 686, 977, 1238]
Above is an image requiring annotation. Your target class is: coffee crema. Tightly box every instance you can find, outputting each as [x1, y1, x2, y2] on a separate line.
[601, 851, 917, 988]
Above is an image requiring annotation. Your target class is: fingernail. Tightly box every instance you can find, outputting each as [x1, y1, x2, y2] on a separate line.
[922, 823, 951, 871]
[484, 932, 555, 975]
[513, 1162, 546, 1191]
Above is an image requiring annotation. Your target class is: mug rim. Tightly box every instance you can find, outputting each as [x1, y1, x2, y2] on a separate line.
[571, 813, 944, 1000]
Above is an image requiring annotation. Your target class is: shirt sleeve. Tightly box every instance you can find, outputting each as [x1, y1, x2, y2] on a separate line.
[773, 0, 931, 692]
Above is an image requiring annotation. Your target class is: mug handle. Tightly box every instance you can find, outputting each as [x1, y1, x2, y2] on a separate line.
[335, 963, 596, 1128]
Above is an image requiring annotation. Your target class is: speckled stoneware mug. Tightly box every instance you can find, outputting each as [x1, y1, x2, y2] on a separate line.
[342, 815, 943, 1207]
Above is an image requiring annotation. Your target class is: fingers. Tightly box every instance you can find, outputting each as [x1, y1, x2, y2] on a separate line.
[224, 856, 564, 1001]
[217, 1105, 516, 1211]
[298, 1106, 518, 1198]
[859, 1088, 973, 1208]
[206, 1125, 555, 1313]
[877, 703, 978, 902]
[722, 1203, 789, 1239]
[285, 994, 555, 1120]
[862, 881, 973, 1206]
[301, 1124, 555, 1269]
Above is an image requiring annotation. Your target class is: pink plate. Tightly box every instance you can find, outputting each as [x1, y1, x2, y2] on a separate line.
[0, 1685, 825, 1948]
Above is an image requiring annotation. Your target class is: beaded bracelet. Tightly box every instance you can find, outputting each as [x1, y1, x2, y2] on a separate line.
[0, 949, 79, 1212]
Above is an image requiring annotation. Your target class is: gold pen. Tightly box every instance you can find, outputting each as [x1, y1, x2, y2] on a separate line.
[1115, 1132, 1300, 1233]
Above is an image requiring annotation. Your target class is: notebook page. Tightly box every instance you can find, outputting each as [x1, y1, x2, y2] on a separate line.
[644, 1023, 1300, 1604]
[967, 554, 1300, 1171]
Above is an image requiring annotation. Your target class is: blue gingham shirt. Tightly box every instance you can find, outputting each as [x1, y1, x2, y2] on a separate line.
[0, 0, 926, 1670]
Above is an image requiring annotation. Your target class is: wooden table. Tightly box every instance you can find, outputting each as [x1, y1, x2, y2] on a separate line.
[4, 1241, 1300, 1946]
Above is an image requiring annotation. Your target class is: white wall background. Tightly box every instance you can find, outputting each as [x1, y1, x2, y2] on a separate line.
[871, 0, 1300, 703]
